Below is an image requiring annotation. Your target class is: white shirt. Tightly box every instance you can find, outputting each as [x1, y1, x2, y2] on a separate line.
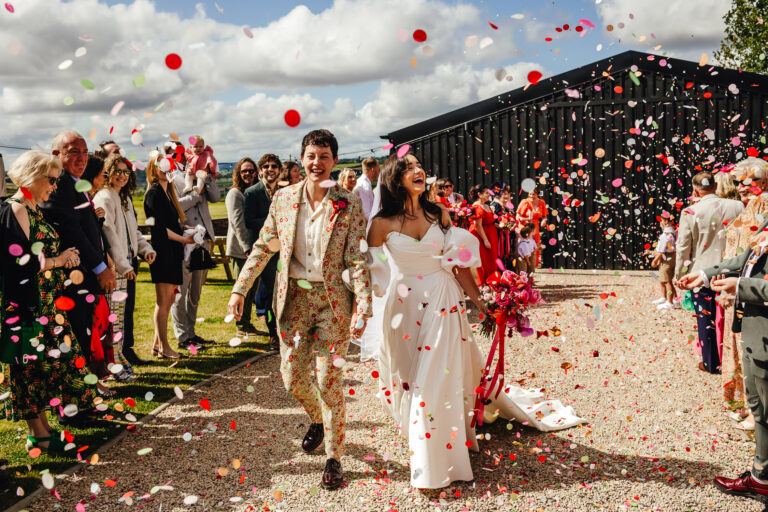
[655, 227, 677, 254]
[353, 174, 374, 221]
[289, 187, 330, 282]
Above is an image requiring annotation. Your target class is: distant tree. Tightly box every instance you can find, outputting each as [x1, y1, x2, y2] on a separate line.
[715, 0, 768, 73]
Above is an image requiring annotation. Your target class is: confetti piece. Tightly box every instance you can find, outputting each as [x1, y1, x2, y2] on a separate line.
[63, 96, 74, 106]
[29, 447, 42, 459]
[137, 447, 152, 456]
[413, 29, 427, 42]
[229, 337, 242, 347]
[296, 279, 312, 290]
[165, 53, 182, 70]
[521, 178, 536, 193]
[110, 101, 125, 116]
[284, 109, 301, 127]
[5, 3, 14, 13]
[199, 398, 211, 411]
[397, 144, 411, 158]
[527, 70, 542, 85]
[488, 21, 498, 29]
[132, 74, 146, 88]
[58, 59, 73, 70]
[243, 26, 253, 38]
[174, 386, 183, 399]
[80, 79, 94, 90]
[83, 374, 97, 385]
[74, 47, 87, 58]
[699, 53, 708, 66]
[54, 296, 75, 311]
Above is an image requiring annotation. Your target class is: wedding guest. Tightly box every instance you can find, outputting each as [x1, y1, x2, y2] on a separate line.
[492, 185, 515, 269]
[516, 223, 537, 275]
[279, 160, 303, 186]
[468, 184, 498, 286]
[677, 217, 768, 504]
[41, 131, 116, 424]
[243, 154, 282, 349]
[226, 157, 259, 336]
[675, 171, 744, 374]
[719, 158, 768, 430]
[1, 150, 95, 447]
[353, 158, 379, 221]
[94, 155, 156, 380]
[716, 171, 741, 201]
[650, 215, 677, 310]
[82, 155, 107, 220]
[144, 155, 196, 359]
[96, 142, 145, 366]
[182, 135, 218, 195]
[171, 146, 221, 351]
[337, 168, 357, 192]
[431, 178, 450, 208]
[443, 178, 464, 206]
[516, 187, 548, 268]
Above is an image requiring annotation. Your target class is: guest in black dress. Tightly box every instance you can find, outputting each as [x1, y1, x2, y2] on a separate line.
[143, 155, 195, 360]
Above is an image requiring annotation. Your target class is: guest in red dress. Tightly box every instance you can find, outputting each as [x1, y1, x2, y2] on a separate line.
[468, 184, 499, 286]
[516, 187, 548, 268]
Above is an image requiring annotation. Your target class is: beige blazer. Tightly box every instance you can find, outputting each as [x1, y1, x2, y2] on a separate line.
[675, 193, 744, 279]
[232, 181, 372, 327]
[93, 188, 154, 275]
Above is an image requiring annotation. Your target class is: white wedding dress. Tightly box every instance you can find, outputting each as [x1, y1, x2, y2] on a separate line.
[367, 223, 583, 489]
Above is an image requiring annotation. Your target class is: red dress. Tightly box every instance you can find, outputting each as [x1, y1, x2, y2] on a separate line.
[468, 204, 499, 286]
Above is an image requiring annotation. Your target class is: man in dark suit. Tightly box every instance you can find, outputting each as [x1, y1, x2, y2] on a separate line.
[243, 153, 282, 349]
[679, 218, 768, 504]
[40, 130, 117, 426]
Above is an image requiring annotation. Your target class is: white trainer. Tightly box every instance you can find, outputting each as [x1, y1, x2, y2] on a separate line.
[652, 297, 667, 305]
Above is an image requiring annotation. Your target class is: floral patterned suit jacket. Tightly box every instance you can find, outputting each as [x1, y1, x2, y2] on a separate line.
[232, 180, 372, 327]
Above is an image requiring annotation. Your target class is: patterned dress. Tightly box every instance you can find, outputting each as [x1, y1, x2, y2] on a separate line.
[720, 195, 768, 404]
[1, 199, 95, 421]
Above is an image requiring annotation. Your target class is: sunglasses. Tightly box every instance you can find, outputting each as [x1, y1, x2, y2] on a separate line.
[46, 176, 58, 185]
[262, 164, 279, 169]
[240, 168, 256, 174]
[113, 169, 132, 176]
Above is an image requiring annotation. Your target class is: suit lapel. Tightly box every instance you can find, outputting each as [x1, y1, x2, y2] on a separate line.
[283, 182, 303, 263]
[320, 185, 341, 263]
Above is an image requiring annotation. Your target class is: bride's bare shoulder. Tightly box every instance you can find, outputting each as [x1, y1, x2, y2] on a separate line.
[368, 216, 397, 246]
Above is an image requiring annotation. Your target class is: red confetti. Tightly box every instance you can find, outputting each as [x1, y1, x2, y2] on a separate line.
[74, 357, 86, 369]
[371, 370, 379, 378]
[527, 70, 543, 85]
[63, 430, 74, 442]
[413, 29, 427, 42]
[165, 53, 182, 70]
[54, 296, 75, 311]
[747, 147, 759, 157]
[349, 389, 355, 395]
[446, 443, 452, 450]
[488, 21, 498, 30]
[614, 85, 624, 94]
[20, 187, 32, 199]
[509, 453, 516, 461]
[231, 420, 236, 429]
[109, 126, 114, 134]
[465, 440, 473, 447]
[545, 37, 552, 42]
[199, 398, 211, 411]
[124, 398, 136, 407]
[538, 455, 546, 463]
[284, 109, 301, 128]
[575, 25, 583, 32]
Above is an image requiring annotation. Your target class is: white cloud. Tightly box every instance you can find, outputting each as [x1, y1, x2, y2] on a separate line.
[595, 0, 729, 59]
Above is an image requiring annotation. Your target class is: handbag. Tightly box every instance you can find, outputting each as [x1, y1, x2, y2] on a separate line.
[0, 279, 43, 365]
[188, 245, 217, 271]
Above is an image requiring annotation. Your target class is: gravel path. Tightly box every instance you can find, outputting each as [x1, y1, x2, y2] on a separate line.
[23, 272, 767, 512]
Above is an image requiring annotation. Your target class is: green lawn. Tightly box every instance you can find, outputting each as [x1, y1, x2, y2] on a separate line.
[0, 263, 271, 509]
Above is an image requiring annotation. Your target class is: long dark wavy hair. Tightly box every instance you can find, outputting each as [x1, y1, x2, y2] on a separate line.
[374, 152, 447, 231]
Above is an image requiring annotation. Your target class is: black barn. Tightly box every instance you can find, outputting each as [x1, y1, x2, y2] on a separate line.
[382, 50, 768, 270]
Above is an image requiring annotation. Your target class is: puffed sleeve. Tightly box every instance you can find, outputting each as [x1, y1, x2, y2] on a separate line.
[366, 247, 391, 297]
[441, 227, 482, 270]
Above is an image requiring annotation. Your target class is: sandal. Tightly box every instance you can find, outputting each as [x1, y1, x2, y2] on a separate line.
[26, 434, 70, 454]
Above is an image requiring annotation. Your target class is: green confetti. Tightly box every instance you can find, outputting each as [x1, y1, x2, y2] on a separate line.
[154, 101, 165, 112]
[375, 252, 388, 262]
[296, 279, 312, 290]
[580, 455, 590, 463]
[80, 79, 94, 90]
[63, 96, 74, 106]
[629, 71, 640, 86]
[137, 447, 153, 456]
[74, 180, 92, 193]
[133, 74, 146, 88]
[83, 374, 98, 385]
[246, 385, 254, 393]
[267, 310, 272, 322]
[30, 242, 44, 255]
[150, 485, 161, 494]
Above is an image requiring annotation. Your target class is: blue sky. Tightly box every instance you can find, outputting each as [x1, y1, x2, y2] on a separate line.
[0, 0, 729, 163]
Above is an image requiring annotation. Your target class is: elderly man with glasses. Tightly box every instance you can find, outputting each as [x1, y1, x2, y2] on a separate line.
[243, 153, 282, 349]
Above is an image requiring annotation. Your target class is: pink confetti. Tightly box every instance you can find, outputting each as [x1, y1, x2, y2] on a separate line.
[110, 100, 125, 116]
[396, 144, 411, 158]
[49, 398, 61, 407]
[382, 142, 394, 151]
[397, 28, 407, 42]
[579, 18, 595, 28]
[731, 136, 741, 147]
[76, 503, 85, 512]
[458, 249, 472, 262]
[5, 3, 14, 13]
[8, 243, 22, 256]
[243, 26, 254, 38]
[611, 178, 623, 187]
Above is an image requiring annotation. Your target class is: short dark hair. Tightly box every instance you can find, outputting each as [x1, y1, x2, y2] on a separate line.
[468, 183, 488, 203]
[257, 153, 282, 170]
[520, 222, 535, 238]
[362, 157, 378, 170]
[693, 171, 716, 191]
[82, 154, 104, 185]
[301, 129, 338, 159]
[94, 140, 117, 160]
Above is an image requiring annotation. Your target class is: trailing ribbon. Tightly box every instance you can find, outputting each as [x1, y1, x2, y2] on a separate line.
[472, 311, 509, 428]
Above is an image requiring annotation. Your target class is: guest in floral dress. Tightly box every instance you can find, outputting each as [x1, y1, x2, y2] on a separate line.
[0, 150, 95, 454]
[719, 158, 768, 430]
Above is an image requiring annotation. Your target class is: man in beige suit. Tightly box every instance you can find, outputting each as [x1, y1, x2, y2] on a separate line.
[675, 171, 744, 374]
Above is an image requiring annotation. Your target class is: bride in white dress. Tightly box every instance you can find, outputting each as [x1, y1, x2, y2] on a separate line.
[366, 152, 582, 489]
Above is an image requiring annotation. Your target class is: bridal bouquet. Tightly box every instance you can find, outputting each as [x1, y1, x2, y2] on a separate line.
[473, 270, 543, 427]
[494, 212, 517, 232]
[451, 203, 473, 229]
[479, 270, 542, 338]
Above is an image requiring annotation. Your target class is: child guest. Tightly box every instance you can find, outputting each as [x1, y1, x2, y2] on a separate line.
[516, 223, 537, 275]
[183, 136, 218, 194]
[651, 216, 678, 310]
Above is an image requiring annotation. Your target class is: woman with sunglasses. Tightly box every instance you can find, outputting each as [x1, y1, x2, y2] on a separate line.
[226, 157, 259, 336]
[1, 150, 95, 453]
[94, 155, 156, 379]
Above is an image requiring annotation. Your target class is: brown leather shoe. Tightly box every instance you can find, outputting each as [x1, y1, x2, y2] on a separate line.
[301, 423, 324, 453]
[714, 471, 768, 503]
[321, 458, 343, 490]
[269, 335, 280, 351]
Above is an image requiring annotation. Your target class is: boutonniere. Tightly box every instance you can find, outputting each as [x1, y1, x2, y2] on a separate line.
[330, 198, 347, 220]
